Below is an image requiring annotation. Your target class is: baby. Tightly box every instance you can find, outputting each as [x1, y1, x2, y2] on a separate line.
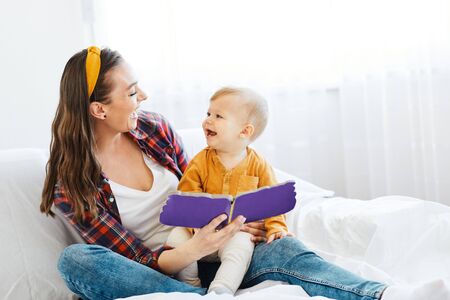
[166, 87, 291, 294]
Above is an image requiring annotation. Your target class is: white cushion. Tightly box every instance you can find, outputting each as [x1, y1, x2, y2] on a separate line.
[0, 149, 80, 299]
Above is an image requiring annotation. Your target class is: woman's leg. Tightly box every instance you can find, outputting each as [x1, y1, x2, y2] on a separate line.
[241, 237, 387, 300]
[58, 244, 206, 300]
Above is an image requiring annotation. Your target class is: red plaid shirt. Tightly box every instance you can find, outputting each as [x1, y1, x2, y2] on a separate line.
[53, 111, 188, 271]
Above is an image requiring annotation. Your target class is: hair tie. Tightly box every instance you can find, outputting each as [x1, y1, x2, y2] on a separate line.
[86, 46, 101, 99]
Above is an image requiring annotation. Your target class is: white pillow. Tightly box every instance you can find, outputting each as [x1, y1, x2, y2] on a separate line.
[296, 196, 450, 284]
[0, 149, 80, 300]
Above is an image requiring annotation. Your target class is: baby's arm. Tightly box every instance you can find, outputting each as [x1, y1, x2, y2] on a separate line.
[177, 152, 207, 233]
[257, 157, 293, 243]
[265, 216, 293, 243]
[177, 155, 205, 193]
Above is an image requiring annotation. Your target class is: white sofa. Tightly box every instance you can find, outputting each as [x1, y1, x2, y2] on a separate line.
[0, 148, 82, 299]
[5, 129, 449, 300]
[0, 128, 332, 300]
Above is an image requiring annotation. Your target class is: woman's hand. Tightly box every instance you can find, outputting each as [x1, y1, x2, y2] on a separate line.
[158, 214, 245, 275]
[189, 214, 246, 258]
[240, 220, 267, 243]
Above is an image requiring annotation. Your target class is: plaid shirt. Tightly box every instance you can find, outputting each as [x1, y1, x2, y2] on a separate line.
[53, 111, 188, 271]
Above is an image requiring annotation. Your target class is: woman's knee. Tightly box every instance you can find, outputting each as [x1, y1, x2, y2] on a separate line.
[58, 244, 107, 276]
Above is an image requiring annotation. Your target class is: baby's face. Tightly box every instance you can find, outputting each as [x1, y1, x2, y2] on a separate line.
[202, 94, 249, 153]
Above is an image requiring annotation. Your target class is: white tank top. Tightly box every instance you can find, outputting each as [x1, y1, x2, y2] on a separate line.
[109, 154, 179, 251]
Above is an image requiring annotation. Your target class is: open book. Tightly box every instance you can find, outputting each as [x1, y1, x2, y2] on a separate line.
[160, 181, 296, 228]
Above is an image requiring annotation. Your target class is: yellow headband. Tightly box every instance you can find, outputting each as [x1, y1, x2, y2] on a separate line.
[86, 46, 101, 99]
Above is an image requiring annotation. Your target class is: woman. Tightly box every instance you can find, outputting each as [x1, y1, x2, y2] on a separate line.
[41, 47, 387, 300]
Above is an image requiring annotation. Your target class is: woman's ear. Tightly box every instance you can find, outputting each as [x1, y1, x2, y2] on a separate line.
[89, 102, 107, 120]
[240, 124, 255, 139]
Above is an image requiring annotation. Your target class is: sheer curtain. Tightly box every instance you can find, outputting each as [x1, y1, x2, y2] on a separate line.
[89, 0, 450, 205]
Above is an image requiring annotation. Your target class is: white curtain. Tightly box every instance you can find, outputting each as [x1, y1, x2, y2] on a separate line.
[90, 0, 450, 205]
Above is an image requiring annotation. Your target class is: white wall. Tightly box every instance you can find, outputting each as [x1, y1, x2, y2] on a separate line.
[0, 0, 87, 149]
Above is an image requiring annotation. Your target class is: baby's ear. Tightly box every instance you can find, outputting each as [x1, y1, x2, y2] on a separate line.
[240, 124, 255, 139]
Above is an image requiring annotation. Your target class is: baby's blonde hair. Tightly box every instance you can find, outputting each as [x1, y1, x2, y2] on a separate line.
[210, 87, 268, 141]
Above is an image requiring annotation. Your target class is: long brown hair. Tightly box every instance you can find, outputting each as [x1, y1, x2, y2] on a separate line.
[41, 48, 123, 221]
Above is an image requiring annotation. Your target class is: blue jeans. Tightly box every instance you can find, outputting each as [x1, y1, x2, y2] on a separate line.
[58, 237, 387, 300]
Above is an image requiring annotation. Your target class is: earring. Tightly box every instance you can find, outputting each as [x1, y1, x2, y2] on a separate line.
[103, 114, 107, 119]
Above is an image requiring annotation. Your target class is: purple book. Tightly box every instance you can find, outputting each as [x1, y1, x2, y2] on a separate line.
[160, 181, 296, 228]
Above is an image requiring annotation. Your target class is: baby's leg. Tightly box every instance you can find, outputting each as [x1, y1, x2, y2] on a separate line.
[208, 231, 254, 294]
[166, 227, 201, 287]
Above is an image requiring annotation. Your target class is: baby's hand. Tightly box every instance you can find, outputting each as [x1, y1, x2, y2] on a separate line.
[266, 230, 295, 244]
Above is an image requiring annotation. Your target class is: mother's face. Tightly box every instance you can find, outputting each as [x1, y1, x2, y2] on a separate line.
[101, 63, 148, 132]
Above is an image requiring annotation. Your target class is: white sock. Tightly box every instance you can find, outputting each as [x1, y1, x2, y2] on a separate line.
[382, 280, 450, 300]
[208, 285, 234, 295]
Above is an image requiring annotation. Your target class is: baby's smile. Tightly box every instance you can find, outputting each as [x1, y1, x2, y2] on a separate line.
[206, 129, 217, 136]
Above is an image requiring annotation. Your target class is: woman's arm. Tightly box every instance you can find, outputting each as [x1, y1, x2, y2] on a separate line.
[54, 188, 169, 271]
[158, 214, 246, 275]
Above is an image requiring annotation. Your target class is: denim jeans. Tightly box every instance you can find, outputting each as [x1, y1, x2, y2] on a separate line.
[58, 237, 387, 300]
